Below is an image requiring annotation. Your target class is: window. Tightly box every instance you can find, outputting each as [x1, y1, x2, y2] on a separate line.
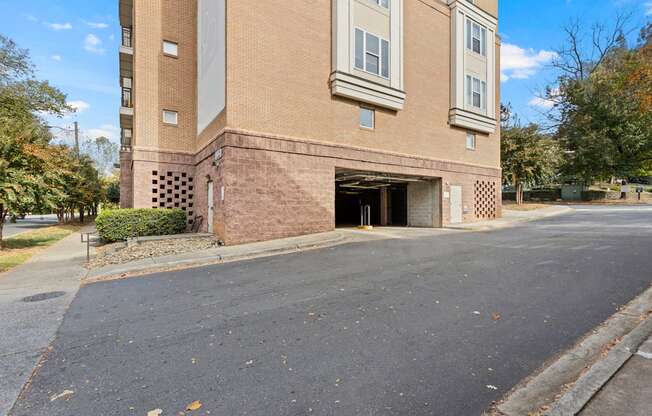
[466, 19, 487, 56]
[466, 75, 487, 111]
[466, 132, 476, 150]
[360, 107, 375, 129]
[121, 77, 133, 108]
[163, 110, 178, 125]
[122, 27, 132, 48]
[354, 28, 390, 79]
[121, 128, 132, 149]
[371, 0, 389, 8]
[163, 40, 178, 57]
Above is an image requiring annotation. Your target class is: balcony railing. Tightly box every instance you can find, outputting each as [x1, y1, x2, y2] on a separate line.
[121, 87, 132, 108]
[122, 27, 132, 48]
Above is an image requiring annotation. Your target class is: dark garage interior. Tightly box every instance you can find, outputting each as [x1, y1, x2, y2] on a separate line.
[335, 169, 419, 227]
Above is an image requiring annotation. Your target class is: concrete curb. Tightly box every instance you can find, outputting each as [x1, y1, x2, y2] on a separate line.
[84, 233, 349, 284]
[492, 285, 652, 416]
[545, 313, 652, 416]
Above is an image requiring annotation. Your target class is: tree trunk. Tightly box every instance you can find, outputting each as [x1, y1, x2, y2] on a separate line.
[0, 203, 5, 245]
[516, 183, 524, 205]
[79, 206, 85, 224]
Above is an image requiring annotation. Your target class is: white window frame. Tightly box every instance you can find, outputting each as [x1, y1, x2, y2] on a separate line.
[162, 110, 178, 125]
[162, 40, 178, 57]
[466, 132, 476, 150]
[466, 19, 487, 57]
[359, 107, 375, 130]
[466, 75, 487, 112]
[354, 28, 390, 79]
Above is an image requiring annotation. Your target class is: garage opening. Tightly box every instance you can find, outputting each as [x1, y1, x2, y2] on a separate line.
[335, 169, 441, 228]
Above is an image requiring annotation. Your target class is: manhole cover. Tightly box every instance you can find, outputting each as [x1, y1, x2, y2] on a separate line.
[22, 291, 66, 303]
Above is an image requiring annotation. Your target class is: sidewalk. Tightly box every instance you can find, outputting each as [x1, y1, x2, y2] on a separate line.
[448, 205, 574, 231]
[0, 228, 92, 416]
[579, 334, 652, 415]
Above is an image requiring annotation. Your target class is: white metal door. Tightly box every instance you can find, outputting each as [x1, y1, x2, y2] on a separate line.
[450, 185, 462, 224]
[207, 182, 214, 234]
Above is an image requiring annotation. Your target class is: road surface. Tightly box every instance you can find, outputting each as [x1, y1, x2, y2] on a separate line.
[9, 206, 652, 416]
[2, 215, 59, 238]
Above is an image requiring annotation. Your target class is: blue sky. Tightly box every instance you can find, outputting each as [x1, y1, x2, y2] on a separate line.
[0, 0, 650, 146]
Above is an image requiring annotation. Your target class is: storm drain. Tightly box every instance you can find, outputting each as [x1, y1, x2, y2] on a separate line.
[22, 291, 66, 303]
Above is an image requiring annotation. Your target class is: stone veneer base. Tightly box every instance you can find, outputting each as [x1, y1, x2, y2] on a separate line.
[121, 130, 502, 245]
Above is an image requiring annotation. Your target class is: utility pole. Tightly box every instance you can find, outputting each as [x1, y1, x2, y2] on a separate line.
[74, 121, 80, 158]
[46, 123, 81, 158]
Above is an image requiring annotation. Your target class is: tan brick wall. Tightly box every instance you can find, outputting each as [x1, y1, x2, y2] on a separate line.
[159, 0, 197, 153]
[132, 0, 197, 154]
[133, 0, 161, 150]
[125, 0, 503, 244]
[226, 0, 501, 171]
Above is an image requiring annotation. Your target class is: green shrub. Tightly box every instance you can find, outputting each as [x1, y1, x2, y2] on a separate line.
[96, 209, 187, 242]
[581, 190, 607, 201]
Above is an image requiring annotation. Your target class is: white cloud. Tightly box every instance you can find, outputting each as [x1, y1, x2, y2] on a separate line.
[86, 124, 119, 141]
[67, 100, 90, 113]
[528, 96, 555, 109]
[83, 34, 104, 54]
[501, 43, 557, 83]
[51, 55, 62, 62]
[645, 2, 652, 16]
[48, 22, 72, 30]
[86, 21, 109, 29]
[528, 87, 560, 109]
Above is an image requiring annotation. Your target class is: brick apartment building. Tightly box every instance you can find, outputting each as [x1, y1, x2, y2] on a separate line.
[118, 0, 501, 245]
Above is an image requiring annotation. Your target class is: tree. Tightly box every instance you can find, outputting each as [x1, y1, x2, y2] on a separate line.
[0, 35, 74, 242]
[501, 108, 561, 205]
[541, 18, 652, 183]
[105, 176, 120, 205]
[81, 136, 119, 177]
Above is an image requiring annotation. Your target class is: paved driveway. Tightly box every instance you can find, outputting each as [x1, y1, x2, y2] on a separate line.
[9, 206, 652, 416]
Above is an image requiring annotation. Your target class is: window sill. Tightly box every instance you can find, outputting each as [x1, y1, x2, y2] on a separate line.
[330, 71, 405, 111]
[449, 108, 496, 134]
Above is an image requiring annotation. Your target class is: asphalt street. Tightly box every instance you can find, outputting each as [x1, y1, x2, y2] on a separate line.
[9, 206, 652, 416]
[2, 215, 59, 238]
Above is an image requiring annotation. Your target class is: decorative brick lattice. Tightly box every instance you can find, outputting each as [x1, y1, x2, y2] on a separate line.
[151, 170, 195, 225]
[474, 180, 497, 219]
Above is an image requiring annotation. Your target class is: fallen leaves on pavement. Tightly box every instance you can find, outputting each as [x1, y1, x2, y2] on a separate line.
[147, 410, 163, 416]
[49, 390, 74, 402]
[491, 312, 502, 321]
[186, 400, 202, 411]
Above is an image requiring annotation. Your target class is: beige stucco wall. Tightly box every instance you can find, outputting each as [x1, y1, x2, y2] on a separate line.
[225, 0, 501, 170]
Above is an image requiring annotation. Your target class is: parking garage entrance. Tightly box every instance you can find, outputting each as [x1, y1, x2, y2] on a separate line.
[335, 169, 442, 228]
